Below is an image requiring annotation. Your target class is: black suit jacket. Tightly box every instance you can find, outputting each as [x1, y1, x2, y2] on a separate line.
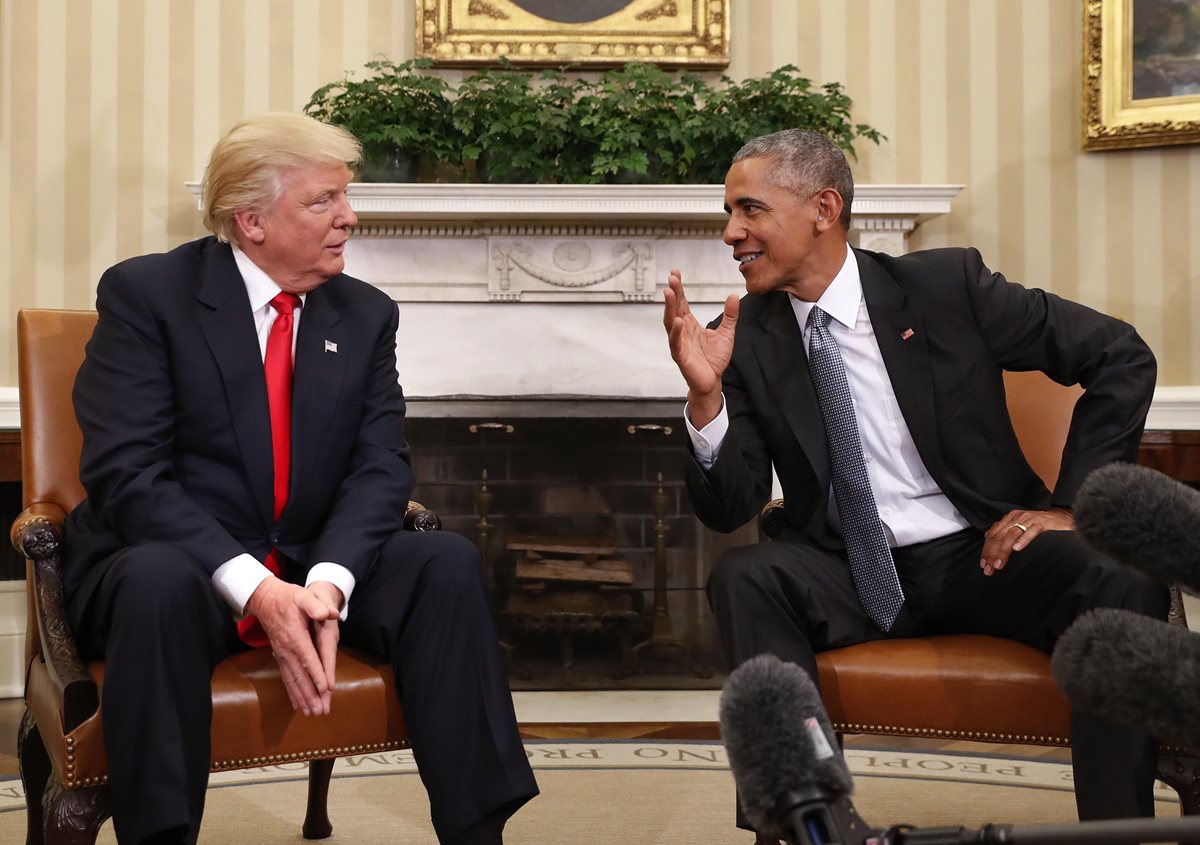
[685, 246, 1156, 547]
[64, 237, 415, 621]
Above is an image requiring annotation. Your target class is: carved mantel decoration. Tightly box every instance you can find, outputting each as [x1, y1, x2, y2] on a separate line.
[185, 182, 962, 307]
[416, 0, 730, 67]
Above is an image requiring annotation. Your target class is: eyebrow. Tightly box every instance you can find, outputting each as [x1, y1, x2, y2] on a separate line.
[302, 187, 337, 204]
[724, 195, 767, 214]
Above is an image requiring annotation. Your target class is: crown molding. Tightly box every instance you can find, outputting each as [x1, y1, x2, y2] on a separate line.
[185, 182, 964, 225]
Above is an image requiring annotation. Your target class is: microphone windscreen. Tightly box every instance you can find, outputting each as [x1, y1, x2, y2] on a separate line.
[719, 654, 854, 831]
[1075, 463, 1200, 595]
[1051, 608, 1200, 749]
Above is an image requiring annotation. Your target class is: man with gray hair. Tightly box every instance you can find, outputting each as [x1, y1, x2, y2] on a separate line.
[663, 128, 1165, 840]
[65, 112, 537, 844]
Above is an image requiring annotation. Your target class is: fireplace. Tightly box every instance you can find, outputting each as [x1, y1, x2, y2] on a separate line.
[404, 412, 761, 688]
[182, 181, 961, 688]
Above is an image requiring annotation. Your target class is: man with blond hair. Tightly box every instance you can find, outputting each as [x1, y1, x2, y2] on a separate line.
[64, 112, 537, 844]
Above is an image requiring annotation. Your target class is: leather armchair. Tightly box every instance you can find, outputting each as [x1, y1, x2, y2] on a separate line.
[759, 370, 1200, 814]
[12, 308, 440, 843]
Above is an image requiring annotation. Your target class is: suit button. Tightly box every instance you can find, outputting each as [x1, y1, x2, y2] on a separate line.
[271, 533, 280, 544]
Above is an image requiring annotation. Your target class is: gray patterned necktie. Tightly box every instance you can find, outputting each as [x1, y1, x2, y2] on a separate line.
[806, 306, 905, 631]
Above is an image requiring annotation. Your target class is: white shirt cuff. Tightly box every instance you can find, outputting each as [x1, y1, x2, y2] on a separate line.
[212, 553, 273, 618]
[684, 395, 729, 470]
[306, 562, 356, 621]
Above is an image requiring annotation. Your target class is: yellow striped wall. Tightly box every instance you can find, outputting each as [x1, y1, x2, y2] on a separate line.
[3, 0, 1199, 385]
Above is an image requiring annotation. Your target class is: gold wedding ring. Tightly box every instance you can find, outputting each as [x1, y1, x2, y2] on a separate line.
[1013, 522, 1028, 533]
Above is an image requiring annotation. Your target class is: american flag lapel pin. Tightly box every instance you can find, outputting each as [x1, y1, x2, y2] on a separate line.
[901, 328, 915, 341]
[324, 339, 338, 353]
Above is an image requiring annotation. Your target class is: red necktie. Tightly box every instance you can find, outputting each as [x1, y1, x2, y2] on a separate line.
[239, 292, 301, 647]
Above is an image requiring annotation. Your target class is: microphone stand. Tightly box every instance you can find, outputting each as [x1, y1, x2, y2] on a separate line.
[877, 815, 1200, 844]
[777, 792, 879, 845]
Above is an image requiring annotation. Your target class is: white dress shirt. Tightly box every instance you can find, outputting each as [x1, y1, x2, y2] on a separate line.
[210, 247, 356, 619]
[686, 245, 970, 547]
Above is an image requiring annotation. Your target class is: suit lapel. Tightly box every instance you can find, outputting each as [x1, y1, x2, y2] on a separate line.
[197, 243, 275, 530]
[287, 283, 348, 519]
[752, 292, 830, 490]
[858, 250, 949, 482]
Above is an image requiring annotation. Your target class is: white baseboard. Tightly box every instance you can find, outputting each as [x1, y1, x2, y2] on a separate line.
[0, 387, 17, 429]
[0, 580, 25, 698]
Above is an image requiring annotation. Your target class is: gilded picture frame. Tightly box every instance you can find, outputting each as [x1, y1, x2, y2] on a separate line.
[1082, 0, 1200, 151]
[416, 0, 730, 68]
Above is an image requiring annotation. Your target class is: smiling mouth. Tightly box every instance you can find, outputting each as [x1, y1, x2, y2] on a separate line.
[736, 253, 762, 265]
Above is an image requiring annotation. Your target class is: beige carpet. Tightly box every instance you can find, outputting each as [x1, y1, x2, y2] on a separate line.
[0, 742, 1182, 843]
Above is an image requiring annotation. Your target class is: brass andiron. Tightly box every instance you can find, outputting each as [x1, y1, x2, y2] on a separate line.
[474, 469, 494, 583]
[628, 458, 709, 677]
[467, 421, 515, 582]
[469, 424, 528, 679]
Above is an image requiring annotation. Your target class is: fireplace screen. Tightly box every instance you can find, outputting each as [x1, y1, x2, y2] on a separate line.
[405, 415, 758, 689]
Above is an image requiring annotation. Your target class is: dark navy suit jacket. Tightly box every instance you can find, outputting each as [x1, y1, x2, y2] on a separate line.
[64, 236, 414, 625]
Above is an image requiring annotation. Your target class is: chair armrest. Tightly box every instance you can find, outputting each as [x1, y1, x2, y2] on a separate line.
[11, 502, 100, 733]
[10, 501, 67, 554]
[404, 500, 441, 532]
[759, 498, 787, 539]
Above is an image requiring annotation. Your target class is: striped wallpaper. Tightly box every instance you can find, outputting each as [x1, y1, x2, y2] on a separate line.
[3, 0, 1199, 385]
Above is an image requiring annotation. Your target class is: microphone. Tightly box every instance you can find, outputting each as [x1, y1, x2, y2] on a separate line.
[720, 654, 874, 844]
[1051, 607, 1200, 749]
[1074, 463, 1200, 595]
[719, 654, 1200, 845]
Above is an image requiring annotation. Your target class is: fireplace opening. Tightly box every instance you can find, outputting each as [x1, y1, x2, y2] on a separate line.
[405, 414, 758, 690]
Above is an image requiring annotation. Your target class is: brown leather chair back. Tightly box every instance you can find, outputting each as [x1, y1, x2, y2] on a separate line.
[1002, 370, 1083, 489]
[17, 309, 95, 513]
[16, 309, 96, 666]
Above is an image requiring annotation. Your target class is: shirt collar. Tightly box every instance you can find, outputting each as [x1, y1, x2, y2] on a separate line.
[231, 245, 307, 312]
[790, 244, 861, 332]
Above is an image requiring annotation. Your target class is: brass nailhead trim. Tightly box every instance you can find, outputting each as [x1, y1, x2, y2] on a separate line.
[211, 740, 411, 771]
[833, 722, 1070, 747]
[58, 741, 414, 789]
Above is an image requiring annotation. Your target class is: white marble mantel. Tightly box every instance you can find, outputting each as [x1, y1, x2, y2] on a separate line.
[183, 182, 961, 402]
[343, 183, 961, 301]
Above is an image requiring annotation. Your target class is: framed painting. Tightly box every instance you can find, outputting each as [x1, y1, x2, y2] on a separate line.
[1083, 0, 1200, 150]
[416, 0, 730, 68]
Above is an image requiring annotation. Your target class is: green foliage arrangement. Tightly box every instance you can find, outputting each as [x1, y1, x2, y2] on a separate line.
[305, 58, 455, 181]
[304, 59, 884, 184]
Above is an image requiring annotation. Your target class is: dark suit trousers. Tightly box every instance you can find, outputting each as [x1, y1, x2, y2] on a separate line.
[706, 528, 1170, 828]
[72, 531, 537, 845]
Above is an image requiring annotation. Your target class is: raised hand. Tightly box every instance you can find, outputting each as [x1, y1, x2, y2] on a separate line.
[663, 268, 739, 428]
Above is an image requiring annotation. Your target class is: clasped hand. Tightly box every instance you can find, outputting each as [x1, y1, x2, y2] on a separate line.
[980, 507, 1075, 576]
[245, 577, 343, 716]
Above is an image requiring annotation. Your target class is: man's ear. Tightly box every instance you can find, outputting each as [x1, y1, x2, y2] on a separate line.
[233, 208, 267, 246]
[814, 188, 845, 232]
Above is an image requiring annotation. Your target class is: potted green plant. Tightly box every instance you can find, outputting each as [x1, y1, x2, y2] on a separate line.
[304, 59, 883, 185]
[450, 63, 594, 184]
[304, 57, 455, 182]
[694, 66, 885, 183]
[576, 62, 709, 184]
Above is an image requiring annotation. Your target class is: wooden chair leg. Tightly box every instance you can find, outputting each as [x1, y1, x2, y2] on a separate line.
[18, 709, 50, 845]
[1158, 751, 1200, 816]
[42, 779, 109, 845]
[303, 758, 335, 840]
